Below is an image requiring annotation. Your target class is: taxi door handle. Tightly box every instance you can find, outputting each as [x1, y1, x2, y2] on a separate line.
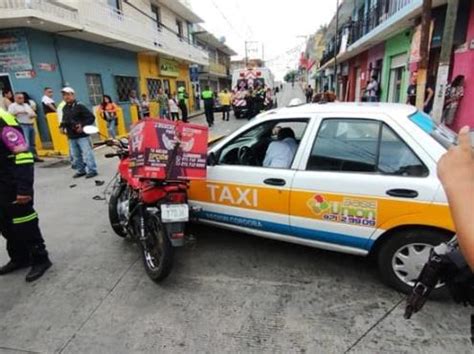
[386, 189, 419, 198]
[264, 178, 286, 186]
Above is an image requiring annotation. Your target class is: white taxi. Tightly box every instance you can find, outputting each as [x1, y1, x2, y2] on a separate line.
[189, 102, 456, 293]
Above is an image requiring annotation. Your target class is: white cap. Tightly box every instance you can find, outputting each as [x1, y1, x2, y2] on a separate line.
[61, 87, 75, 94]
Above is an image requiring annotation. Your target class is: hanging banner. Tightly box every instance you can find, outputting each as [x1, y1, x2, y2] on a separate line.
[159, 58, 179, 77]
[0, 30, 32, 72]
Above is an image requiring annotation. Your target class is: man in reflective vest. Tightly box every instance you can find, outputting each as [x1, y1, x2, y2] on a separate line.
[201, 86, 215, 127]
[177, 86, 188, 123]
[0, 108, 52, 282]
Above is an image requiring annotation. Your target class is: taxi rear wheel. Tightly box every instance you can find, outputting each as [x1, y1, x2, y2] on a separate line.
[377, 228, 451, 294]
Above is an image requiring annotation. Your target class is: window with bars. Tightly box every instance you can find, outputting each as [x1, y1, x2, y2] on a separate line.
[147, 78, 162, 99]
[85, 74, 104, 106]
[115, 75, 138, 102]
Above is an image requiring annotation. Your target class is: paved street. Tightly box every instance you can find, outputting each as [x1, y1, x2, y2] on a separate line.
[0, 85, 470, 354]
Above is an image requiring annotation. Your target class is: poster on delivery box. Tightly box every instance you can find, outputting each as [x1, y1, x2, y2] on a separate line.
[129, 119, 208, 180]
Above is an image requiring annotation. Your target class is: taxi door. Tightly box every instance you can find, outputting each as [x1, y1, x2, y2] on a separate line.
[189, 117, 311, 236]
[289, 113, 439, 255]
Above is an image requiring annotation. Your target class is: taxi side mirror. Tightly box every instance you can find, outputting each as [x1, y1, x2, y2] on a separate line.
[207, 152, 217, 166]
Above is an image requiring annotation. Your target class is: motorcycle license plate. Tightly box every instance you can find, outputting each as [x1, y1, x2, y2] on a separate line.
[161, 204, 189, 223]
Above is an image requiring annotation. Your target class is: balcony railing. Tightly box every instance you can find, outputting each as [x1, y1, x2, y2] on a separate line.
[319, 0, 416, 68]
[349, 0, 416, 46]
[0, 0, 78, 23]
[0, 0, 208, 65]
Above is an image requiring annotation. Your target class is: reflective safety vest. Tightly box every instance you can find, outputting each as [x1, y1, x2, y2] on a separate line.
[178, 90, 188, 102]
[202, 90, 213, 100]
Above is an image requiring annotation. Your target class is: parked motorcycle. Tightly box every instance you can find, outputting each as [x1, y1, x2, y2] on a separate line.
[84, 126, 190, 282]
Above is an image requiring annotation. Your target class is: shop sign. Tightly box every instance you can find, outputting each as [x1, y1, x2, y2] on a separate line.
[159, 58, 179, 77]
[0, 30, 32, 72]
[15, 70, 36, 79]
[38, 63, 57, 72]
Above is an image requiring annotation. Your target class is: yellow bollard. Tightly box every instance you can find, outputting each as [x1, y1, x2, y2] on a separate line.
[94, 107, 108, 140]
[130, 105, 139, 125]
[149, 101, 159, 118]
[46, 113, 69, 155]
[116, 107, 127, 137]
[33, 119, 44, 152]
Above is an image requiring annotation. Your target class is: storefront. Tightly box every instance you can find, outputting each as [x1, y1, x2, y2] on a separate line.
[346, 51, 368, 102]
[381, 31, 412, 103]
[137, 53, 195, 112]
[451, 0, 474, 130]
[0, 28, 139, 140]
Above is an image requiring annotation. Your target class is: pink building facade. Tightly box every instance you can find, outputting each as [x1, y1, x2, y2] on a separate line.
[451, 2, 474, 131]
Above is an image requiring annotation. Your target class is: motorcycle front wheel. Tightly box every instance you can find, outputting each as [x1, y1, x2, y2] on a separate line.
[140, 214, 174, 282]
[108, 182, 128, 238]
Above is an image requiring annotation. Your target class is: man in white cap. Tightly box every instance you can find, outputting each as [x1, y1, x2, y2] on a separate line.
[59, 87, 98, 178]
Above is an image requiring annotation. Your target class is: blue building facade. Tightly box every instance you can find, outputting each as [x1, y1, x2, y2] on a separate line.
[0, 28, 139, 140]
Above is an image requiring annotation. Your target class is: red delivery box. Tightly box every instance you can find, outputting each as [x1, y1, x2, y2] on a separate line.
[128, 119, 208, 180]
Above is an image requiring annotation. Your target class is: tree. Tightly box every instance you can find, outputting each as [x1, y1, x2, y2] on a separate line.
[284, 70, 298, 83]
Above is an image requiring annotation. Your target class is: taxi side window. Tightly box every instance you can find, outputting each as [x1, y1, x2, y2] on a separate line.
[306, 119, 428, 176]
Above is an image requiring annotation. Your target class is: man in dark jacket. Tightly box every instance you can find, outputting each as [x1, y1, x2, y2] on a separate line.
[59, 87, 98, 178]
[0, 108, 52, 282]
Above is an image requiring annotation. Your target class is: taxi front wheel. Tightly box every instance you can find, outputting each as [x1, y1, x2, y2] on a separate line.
[377, 229, 451, 295]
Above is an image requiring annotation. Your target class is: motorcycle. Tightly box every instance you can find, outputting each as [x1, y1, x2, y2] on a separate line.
[84, 125, 190, 282]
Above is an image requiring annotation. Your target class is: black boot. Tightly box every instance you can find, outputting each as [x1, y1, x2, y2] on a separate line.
[25, 259, 52, 282]
[0, 260, 30, 275]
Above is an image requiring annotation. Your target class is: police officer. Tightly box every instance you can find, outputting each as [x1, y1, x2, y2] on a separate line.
[201, 86, 214, 127]
[177, 86, 188, 123]
[0, 108, 51, 282]
[254, 82, 266, 115]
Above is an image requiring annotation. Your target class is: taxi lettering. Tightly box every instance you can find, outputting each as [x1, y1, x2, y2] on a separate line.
[207, 184, 258, 208]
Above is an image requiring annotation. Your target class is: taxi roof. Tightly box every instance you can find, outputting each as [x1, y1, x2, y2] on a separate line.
[267, 102, 418, 117]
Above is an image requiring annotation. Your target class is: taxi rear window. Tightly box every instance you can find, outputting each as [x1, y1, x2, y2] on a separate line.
[408, 111, 457, 149]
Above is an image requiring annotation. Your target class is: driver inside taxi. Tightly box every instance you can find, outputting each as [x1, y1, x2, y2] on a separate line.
[263, 127, 298, 168]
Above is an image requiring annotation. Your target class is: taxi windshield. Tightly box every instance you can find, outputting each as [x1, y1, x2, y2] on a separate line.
[409, 111, 457, 149]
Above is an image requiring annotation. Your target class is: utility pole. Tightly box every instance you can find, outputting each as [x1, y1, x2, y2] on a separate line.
[432, 0, 459, 123]
[334, 0, 339, 96]
[244, 41, 248, 67]
[416, 0, 431, 110]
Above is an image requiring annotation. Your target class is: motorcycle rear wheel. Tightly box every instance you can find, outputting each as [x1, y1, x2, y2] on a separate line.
[140, 214, 174, 282]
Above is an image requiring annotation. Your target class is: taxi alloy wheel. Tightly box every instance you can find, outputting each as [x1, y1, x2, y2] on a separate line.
[377, 228, 451, 294]
[392, 243, 434, 287]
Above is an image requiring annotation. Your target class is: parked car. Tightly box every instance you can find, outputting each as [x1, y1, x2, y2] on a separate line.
[189, 102, 456, 294]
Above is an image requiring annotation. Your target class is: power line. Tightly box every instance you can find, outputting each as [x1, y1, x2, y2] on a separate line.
[210, 0, 246, 41]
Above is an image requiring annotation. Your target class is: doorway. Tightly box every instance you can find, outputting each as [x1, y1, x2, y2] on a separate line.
[387, 53, 407, 103]
[0, 74, 13, 94]
[355, 67, 361, 101]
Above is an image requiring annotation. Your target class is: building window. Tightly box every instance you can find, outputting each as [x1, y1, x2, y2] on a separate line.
[85, 74, 104, 106]
[151, 4, 161, 30]
[187, 21, 193, 43]
[147, 78, 162, 99]
[176, 19, 183, 39]
[115, 75, 138, 102]
[107, 0, 122, 12]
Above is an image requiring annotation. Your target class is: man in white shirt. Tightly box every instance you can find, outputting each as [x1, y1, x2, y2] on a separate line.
[263, 127, 298, 168]
[365, 75, 380, 102]
[8, 93, 43, 162]
[41, 87, 56, 114]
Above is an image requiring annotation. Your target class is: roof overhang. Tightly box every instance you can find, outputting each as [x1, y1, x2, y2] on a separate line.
[194, 31, 237, 56]
[159, 0, 203, 23]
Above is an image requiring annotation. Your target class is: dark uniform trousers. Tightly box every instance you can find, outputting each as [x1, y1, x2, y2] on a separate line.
[0, 192, 48, 265]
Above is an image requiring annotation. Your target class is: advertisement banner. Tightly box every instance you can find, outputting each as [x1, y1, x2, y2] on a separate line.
[0, 30, 32, 72]
[159, 58, 180, 77]
[129, 119, 208, 180]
